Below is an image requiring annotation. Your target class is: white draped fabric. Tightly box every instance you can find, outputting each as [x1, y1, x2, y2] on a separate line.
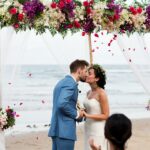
[0, 27, 150, 149]
[117, 33, 150, 95]
[0, 27, 14, 150]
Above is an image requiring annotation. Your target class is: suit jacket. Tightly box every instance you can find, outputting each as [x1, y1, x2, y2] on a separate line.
[48, 75, 78, 141]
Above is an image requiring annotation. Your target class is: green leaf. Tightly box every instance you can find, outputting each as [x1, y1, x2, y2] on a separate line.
[18, 0, 29, 4]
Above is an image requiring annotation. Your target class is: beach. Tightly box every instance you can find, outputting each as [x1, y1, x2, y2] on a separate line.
[6, 118, 150, 150]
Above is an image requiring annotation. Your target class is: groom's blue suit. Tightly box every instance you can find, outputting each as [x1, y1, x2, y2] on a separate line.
[48, 75, 78, 150]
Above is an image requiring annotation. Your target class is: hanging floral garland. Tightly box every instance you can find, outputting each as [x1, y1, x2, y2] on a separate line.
[0, 0, 150, 37]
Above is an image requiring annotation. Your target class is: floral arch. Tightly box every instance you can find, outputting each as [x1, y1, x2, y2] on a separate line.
[0, 0, 150, 36]
[0, 0, 150, 150]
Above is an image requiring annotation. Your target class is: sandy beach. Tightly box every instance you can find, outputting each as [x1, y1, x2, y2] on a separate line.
[5, 118, 150, 150]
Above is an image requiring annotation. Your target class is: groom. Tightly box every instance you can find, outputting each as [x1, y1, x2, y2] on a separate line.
[48, 59, 89, 150]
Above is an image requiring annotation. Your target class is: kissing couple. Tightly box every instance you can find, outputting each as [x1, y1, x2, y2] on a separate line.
[48, 59, 109, 150]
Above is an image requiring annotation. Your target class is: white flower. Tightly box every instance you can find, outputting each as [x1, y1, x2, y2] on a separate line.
[93, 2, 107, 10]
[0, 110, 8, 129]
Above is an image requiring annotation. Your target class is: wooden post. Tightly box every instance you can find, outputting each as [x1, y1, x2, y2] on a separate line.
[88, 33, 93, 65]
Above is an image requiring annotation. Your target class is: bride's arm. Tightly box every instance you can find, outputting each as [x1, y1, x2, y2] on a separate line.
[84, 91, 109, 121]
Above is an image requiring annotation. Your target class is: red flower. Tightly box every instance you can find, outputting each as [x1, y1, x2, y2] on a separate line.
[137, 7, 143, 14]
[83, 1, 89, 7]
[9, 8, 17, 15]
[86, 7, 92, 14]
[89, 0, 94, 5]
[66, 0, 72, 4]
[132, 10, 137, 15]
[113, 14, 120, 21]
[51, 2, 57, 9]
[67, 24, 73, 28]
[58, 1, 65, 9]
[108, 16, 114, 22]
[13, 23, 20, 29]
[129, 6, 135, 12]
[129, 6, 137, 15]
[18, 13, 24, 21]
[74, 21, 81, 28]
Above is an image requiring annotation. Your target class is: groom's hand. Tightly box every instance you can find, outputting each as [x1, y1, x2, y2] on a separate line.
[78, 110, 84, 118]
[76, 110, 84, 122]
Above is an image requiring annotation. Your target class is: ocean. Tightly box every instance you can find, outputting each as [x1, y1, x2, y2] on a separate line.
[2, 65, 150, 133]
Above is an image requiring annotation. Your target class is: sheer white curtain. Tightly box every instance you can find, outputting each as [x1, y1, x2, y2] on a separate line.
[0, 28, 32, 150]
[41, 31, 89, 66]
[2, 30, 31, 108]
[117, 33, 150, 95]
[0, 27, 15, 150]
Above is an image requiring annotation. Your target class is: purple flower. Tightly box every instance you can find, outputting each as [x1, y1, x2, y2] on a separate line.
[120, 22, 134, 32]
[11, 111, 16, 117]
[83, 17, 95, 33]
[107, 2, 122, 14]
[58, 0, 75, 18]
[23, 0, 45, 21]
[145, 5, 150, 29]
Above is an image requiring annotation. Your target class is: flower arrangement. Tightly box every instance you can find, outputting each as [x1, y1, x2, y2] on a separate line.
[0, 0, 150, 36]
[0, 106, 16, 131]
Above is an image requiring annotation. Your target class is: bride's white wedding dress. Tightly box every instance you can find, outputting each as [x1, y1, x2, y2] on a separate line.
[83, 98, 107, 150]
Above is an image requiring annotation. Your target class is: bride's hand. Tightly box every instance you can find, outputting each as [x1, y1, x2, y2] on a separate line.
[83, 111, 88, 118]
[89, 139, 101, 150]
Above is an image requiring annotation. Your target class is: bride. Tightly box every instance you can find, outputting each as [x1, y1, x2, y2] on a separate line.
[83, 64, 109, 150]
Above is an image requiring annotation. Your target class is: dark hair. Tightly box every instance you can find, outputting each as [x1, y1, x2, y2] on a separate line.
[89, 64, 106, 89]
[104, 114, 132, 150]
[70, 59, 89, 73]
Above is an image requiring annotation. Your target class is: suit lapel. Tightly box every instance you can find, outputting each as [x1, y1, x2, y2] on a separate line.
[65, 75, 78, 102]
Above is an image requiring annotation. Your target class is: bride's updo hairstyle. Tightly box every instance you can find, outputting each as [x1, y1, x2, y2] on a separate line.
[89, 64, 106, 89]
[104, 114, 132, 150]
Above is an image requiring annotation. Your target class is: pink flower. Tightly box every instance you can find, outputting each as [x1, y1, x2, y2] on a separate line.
[9, 8, 17, 15]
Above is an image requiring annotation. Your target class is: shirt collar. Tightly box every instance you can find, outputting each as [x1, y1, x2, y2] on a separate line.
[70, 75, 78, 83]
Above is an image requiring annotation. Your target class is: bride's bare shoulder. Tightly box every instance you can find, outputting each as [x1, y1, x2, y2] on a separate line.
[98, 88, 108, 100]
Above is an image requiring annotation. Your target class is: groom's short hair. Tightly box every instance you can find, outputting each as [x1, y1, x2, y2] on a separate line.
[70, 59, 89, 73]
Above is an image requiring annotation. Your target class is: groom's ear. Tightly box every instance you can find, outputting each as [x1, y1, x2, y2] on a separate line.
[77, 68, 81, 75]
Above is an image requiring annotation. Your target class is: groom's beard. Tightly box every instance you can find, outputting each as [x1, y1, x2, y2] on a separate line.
[79, 77, 86, 82]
